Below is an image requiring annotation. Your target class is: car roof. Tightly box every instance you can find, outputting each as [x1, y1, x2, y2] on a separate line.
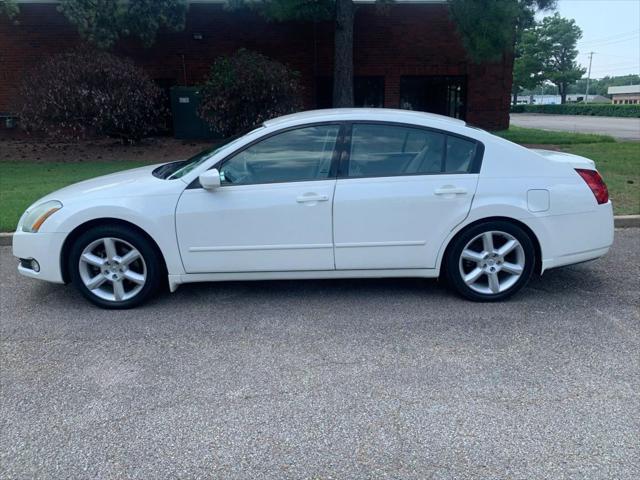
[262, 108, 467, 129]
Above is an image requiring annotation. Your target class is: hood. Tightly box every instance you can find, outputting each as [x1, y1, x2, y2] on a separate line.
[531, 149, 596, 170]
[35, 163, 181, 206]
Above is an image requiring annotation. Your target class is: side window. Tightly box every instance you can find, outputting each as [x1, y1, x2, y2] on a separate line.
[445, 136, 477, 173]
[347, 123, 479, 178]
[348, 124, 445, 177]
[219, 125, 340, 185]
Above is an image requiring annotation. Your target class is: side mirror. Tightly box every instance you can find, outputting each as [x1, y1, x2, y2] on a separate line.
[199, 169, 221, 190]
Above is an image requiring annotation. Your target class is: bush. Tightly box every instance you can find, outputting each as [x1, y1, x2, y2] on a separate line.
[17, 50, 165, 142]
[198, 49, 303, 137]
[510, 103, 640, 117]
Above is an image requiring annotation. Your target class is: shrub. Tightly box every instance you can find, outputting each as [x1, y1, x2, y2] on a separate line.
[510, 103, 640, 118]
[17, 50, 165, 142]
[198, 49, 303, 137]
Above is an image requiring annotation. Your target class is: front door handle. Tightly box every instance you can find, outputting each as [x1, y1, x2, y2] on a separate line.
[434, 186, 468, 196]
[296, 193, 329, 203]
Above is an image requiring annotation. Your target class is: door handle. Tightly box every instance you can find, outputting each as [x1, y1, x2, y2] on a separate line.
[434, 186, 468, 196]
[296, 193, 329, 203]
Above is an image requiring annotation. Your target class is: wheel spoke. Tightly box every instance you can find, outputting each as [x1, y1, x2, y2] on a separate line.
[119, 249, 141, 266]
[81, 253, 106, 268]
[487, 272, 500, 293]
[461, 249, 484, 263]
[113, 279, 126, 301]
[463, 267, 484, 284]
[123, 270, 145, 285]
[497, 239, 518, 257]
[85, 274, 107, 290]
[482, 232, 494, 253]
[103, 238, 117, 260]
[502, 262, 523, 275]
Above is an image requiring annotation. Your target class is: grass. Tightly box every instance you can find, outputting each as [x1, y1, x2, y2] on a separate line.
[495, 125, 616, 145]
[0, 161, 146, 232]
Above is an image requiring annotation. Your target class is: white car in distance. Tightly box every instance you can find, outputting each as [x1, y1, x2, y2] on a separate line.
[13, 109, 614, 308]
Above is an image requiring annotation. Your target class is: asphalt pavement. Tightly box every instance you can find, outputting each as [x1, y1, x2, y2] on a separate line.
[1, 229, 639, 479]
[510, 113, 640, 141]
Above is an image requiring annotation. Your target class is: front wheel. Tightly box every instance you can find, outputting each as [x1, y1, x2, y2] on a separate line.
[445, 221, 535, 302]
[68, 225, 163, 309]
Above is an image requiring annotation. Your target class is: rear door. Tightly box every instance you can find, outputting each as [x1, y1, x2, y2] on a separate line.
[333, 122, 482, 270]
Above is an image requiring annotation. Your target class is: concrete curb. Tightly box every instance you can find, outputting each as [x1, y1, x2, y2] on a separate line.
[1, 215, 638, 247]
[614, 215, 640, 229]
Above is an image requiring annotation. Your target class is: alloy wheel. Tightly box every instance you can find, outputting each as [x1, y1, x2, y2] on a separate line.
[78, 237, 147, 302]
[458, 230, 526, 295]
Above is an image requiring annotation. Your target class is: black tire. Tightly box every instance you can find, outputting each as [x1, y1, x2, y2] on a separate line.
[68, 224, 163, 309]
[444, 220, 535, 302]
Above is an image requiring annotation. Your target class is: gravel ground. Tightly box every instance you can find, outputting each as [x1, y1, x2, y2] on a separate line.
[1, 230, 639, 479]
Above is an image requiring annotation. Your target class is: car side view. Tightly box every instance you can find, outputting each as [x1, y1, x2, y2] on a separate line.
[13, 109, 614, 308]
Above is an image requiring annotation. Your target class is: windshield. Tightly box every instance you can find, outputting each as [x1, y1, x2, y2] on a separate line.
[153, 126, 264, 180]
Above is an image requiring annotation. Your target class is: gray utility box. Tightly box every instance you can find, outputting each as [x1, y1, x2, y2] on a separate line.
[170, 87, 219, 140]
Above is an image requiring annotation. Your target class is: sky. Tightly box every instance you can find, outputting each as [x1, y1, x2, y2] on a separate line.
[538, 0, 640, 79]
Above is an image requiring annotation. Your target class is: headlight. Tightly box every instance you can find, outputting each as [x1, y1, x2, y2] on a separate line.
[20, 200, 63, 233]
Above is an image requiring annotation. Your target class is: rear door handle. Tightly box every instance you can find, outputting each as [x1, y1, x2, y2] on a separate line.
[434, 186, 468, 195]
[296, 193, 329, 203]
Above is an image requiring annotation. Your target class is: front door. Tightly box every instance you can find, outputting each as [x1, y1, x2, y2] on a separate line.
[333, 123, 481, 270]
[176, 124, 342, 273]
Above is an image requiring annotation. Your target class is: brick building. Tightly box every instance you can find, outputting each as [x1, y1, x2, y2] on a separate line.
[0, 0, 514, 130]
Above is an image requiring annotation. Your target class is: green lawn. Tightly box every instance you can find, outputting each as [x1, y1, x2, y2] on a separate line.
[0, 161, 146, 232]
[495, 125, 615, 145]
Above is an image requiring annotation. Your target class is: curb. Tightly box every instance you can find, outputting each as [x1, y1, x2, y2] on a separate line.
[1, 215, 638, 247]
[614, 215, 640, 229]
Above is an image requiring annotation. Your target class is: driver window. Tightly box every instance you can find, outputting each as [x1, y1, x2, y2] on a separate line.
[219, 125, 340, 185]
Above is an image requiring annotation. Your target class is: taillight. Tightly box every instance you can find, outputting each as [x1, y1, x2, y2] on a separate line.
[575, 168, 609, 204]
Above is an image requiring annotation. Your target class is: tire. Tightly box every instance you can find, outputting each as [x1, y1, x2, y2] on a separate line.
[68, 225, 163, 309]
[444, 220, 535, 302]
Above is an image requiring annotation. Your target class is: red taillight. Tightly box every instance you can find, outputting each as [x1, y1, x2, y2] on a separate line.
[576, 168, 609, 204]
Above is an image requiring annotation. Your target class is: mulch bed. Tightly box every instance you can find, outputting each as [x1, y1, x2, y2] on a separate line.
[0, 133, 213, 164]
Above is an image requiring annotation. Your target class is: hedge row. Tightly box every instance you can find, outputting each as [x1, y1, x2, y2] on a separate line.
[510, 104, 640, 118]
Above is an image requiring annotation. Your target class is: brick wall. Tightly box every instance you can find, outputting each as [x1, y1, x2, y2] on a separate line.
[0, 3, 512, 130]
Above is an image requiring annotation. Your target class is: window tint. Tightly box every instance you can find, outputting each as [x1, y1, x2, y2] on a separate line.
[348, 124, 446, 177]
[220, 125, 340, 185]
[445, 135, 477, 173]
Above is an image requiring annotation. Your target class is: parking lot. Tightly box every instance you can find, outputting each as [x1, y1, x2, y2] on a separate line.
[1, 229, 638, 479]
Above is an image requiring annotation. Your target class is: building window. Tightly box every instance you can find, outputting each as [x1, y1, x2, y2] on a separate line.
[315, 76, 385, 109]
[400, 76, 467, 120]
[354, 77, 385, 108]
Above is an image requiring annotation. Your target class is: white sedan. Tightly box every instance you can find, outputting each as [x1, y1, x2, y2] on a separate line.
[13, 109, 614, 308]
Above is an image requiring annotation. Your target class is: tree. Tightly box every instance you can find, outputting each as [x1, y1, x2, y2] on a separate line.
[538, 13, 585, 104]
[449, 0, 556, 63]
[1, 0, 188, 49]
[0, 0, 19, 21]
[511, 25, 548, 105]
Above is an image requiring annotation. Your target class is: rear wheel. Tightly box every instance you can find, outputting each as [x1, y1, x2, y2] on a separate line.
[68, 225, 162, 309]
[445, 221, 535, 301]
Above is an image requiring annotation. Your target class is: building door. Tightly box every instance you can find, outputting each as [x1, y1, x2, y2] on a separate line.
[400, 76, 467, 120]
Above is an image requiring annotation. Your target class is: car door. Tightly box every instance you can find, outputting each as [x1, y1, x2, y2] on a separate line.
[176, 123, 343, 273]
[333, 122, 482, 270]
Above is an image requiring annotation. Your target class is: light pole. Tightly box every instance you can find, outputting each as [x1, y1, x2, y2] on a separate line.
[585, 51, 594, 103]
